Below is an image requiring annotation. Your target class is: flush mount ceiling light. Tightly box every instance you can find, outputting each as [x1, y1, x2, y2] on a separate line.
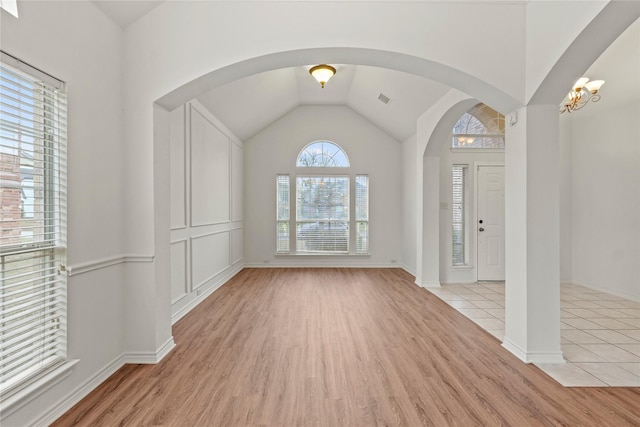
[560, 77, 605, 113]
[309, 64, 336, 88]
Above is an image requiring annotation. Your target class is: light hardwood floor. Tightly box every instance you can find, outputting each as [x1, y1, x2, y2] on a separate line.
[53, 268, 640, 426]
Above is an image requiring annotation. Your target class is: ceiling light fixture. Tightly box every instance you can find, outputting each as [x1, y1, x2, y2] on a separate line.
[560, 77, 605, 113]
[309, 64, 336, 88]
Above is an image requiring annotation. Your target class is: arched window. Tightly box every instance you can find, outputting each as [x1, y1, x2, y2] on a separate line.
[297, 141, 349, 167]
[452, 103, 505, 149]
[277, 141, 368, 255]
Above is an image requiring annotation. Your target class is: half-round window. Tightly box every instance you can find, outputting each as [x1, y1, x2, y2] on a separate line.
[452, 103, 505, 149]
[297, 141, 349, 167]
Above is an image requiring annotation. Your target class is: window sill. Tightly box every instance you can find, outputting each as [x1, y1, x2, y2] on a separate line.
[276, 253, 371, 258]
[450, 148, 504, 153]
[451, 265, 474, 270]
[0, 359, 79, 419]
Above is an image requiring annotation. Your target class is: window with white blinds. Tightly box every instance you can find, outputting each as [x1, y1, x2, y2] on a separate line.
[296, 176, 349, 253]
[277, 141, 369, 255]
[452, 165, 468, 266]
[276, 175, 290, 253]
[355, 175, 369, 254]
[0, 54, 67, 397]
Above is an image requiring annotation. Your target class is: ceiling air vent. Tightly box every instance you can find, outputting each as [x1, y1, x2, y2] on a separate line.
[377, 93, 391, 105]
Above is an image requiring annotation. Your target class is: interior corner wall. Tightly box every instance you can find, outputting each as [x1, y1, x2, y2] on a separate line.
[439, 149, 504, 284]
[169, 100, 244, 323]
[569, 102, 640, 300]
[244, 105, 402, 267]
[567, 18, 640, 301]
[402, 134, 418, 275]
[0, 2, 127, 426]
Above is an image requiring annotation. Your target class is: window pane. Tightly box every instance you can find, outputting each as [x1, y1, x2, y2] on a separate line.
[482, 136, 505, 149]
[276, 175, 289, 253]
[296, 176, 349, 253]
[355, 175, 369, 254]
[1, 61, 67, 394]
[452, 165, 467, 266]
[296, 177, 349, 221]
[296, 221, 349, 253]
[297, 141, 349, 167]
[452, 103, 504, 149]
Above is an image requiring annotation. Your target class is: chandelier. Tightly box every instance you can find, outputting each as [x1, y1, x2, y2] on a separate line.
[559, 77, 605, 113]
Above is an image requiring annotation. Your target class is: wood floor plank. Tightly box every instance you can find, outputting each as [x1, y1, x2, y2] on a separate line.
[53, 268, 640, 426]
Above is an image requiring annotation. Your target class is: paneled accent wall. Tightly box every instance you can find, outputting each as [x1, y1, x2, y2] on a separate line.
[170, 100, 243, 322]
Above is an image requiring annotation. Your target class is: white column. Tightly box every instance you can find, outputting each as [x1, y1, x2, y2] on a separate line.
[502, 105, 564, 364]
[422, 155, 441, 287]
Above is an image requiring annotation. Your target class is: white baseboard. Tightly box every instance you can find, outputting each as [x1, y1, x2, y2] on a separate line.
[422, 280, 442, 288]
[31, 356, 124, 427]
[31, 336, 176, 426]
[171, 263, 244, 324]
[402, 265, 416, 277]
[243, 261, 399, 268]
[502, 338, 565, 364]
[124, 337, 176, 364]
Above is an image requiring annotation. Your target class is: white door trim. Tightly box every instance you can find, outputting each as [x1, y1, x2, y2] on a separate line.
[474, 162, 504, 282]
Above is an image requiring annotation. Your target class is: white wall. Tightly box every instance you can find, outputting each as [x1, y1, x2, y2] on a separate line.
[402, 134, 418, 275]
[169, 100, 244, 323]
[123, 0, 530, 269]
[559, 114, 573, 283]
[0, 2, 127, 425]
[439, 149, 504, 283]
[561, 19, 640, 300]
[569, 104, 640, 300]
[244, 105, 402, 267]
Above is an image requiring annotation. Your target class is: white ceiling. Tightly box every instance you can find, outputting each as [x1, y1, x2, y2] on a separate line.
[89, 1, 453, 142]
[91, 1, 163, 28]
[582, 18, 639, 109]
[197, 65, 451, 142]
[89, 3, 637, 143]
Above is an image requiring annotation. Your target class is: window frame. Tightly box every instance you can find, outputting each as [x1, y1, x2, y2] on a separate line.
[276, 141, 369, 256]
[451, 164, 469, 267]
[295, 175, 350, 254]
[451, 103, 505, 150]
[0, 52, 68, 405]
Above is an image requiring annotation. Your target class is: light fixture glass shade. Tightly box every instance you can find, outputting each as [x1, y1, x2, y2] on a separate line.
[573, 77, 589, 90]
[309, 64, 336, 88]
[584, 80, 605, 93]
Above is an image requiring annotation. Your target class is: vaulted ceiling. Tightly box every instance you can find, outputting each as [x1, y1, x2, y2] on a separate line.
[91, 0, 453, 143]
[88, 2, 640, 143]
[196, 65, 451, 142]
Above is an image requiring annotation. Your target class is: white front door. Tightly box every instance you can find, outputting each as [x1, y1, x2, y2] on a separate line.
[477, 165, 505, 280]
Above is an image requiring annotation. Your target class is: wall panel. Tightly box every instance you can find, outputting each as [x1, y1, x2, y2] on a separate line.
[232, 142, 243, 222]
[190, 105, 230, 226]
[191, 231, 231, 289]
[170, 240, 188, 303]
[232, 227, 243, 265]
[170, 100, 243, 320]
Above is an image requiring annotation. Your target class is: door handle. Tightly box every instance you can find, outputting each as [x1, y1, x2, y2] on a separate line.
[479, 227, 485, 232]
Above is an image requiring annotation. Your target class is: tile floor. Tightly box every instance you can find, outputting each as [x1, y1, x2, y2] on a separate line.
[426, 282, 640, 387]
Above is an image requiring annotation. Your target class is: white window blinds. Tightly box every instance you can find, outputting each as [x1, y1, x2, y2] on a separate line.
[276, 175, 290, 253]
[0, 56, 67, 396]
[296, 176, 349, 253]
[355, 175, 369, 254]
[452, 165, 467, 266]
